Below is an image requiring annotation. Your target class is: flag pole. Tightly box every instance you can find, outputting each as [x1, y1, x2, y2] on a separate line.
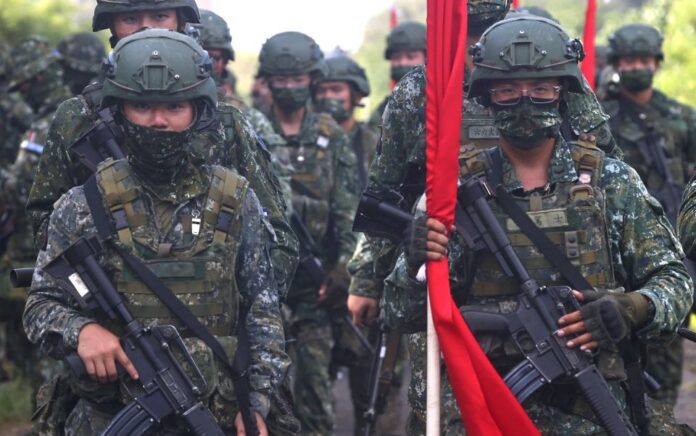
[426, 275, 441, 435]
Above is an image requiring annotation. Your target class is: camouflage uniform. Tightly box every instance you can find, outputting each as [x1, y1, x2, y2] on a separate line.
[268, 107, 359, 435]
[258, 29, 359, 435]
[384, 137, 692, 435]
[23, 159, 289, 434]
[601, 23, 696, 406]
[0, 44, 34, 164]
[0, 37, 73, 386]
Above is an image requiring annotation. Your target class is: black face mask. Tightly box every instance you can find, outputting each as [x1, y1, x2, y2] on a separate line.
[619, 68, 655, 92]
[390, 65, 416, 83]
[314, 97, 352, 123]
[271, 86, 311, 112]
[122, 118, 193, 183]
[493, 98, 563, 150]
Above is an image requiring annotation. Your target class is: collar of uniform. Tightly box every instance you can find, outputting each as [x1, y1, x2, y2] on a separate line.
[140, 160, 210, 204]
[499, 135, 577, 193]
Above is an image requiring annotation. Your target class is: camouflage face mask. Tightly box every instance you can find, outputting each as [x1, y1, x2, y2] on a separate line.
[122, 118, 193, 182]
[271, 86, 310, 112]
[619, 68, 654, 92]
[314, 97, 352, 123]
[493, 98, 562, 150]
[390, 65, 416, 82]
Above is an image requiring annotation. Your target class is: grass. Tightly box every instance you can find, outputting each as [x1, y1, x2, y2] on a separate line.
[0, 378, 32, 422]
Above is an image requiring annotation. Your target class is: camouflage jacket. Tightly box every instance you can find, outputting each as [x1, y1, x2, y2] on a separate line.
[269, 107, 359, 300]
[23, 160, 289, 417]
[0, 81, 72, 288]
[26, 91, 299, 298]
[602, 90, 696, 221]
[367, 95, 390, 131]
[348, 66, 619, 300]
[348, 121, 379, 190]
[384, 137, 692, 347]
[678, 178, 696, 260]
[0, 91, 34, 165]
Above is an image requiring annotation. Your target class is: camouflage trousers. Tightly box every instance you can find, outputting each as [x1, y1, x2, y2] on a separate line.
[404, 331, 687, 436]
[288, 299, 336, 435]
[645, 337, 684, 406]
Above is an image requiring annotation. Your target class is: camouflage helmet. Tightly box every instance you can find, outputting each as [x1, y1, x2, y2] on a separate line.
[468, 16, 586, 101]
[8, 36, 60, 90]
[315, 56, 370, 97]
[199, 9, 234, 61]
[384, 21, 426, 59]
[92, 0, 200, 32]
[608, 23, 664, 62]
[469, 0, 512, 35]
[101, 28, 217, 106]
[57, 32, 107, 74]
[258, 31, 327, 77]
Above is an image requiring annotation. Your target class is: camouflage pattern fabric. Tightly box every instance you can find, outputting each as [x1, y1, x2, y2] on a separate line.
[267, 106, 358, 435]
[602, 89, 696, 405]
[368, 95, 390, 131]
[678, 178, 696, 259]
[0, 58, 72, 391]
[23, 159, 290, 433]
[383, 137, 692, 434]
[26, 93, 299, 298]
[0, 92, 34, 165]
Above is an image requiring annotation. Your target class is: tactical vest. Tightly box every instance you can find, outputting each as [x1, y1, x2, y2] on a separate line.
[605, 96, 689, 189]
[458, 142, 625, 379]
[85, 160, 248, 402]
[284, 112, 337, 243]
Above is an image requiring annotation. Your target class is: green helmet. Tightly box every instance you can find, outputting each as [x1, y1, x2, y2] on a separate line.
[92, 0, 200, 32]
[258, 31, 326, 77]
[57, 32, 106, 74]
[384, 21, 426, 60]
[608, 24, 664, 62]
[468, 16, 586, 102]
[469, 0, 512, 35]
[8, 36, 60, 90]
[315, 56, 370, 97]
[199, 9, 234, 61]
[101, 28, 217, 107]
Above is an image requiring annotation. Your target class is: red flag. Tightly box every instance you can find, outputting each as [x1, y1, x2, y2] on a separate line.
[512, 0, 521, 8]
[425, 0, 539, 434]
[582, 0, 597, 90]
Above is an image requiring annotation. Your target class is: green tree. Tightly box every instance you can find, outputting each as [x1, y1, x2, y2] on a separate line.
[0, 0, 92, 46]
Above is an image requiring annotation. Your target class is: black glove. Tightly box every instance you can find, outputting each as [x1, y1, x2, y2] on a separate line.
[403, 215, 429, 276]
[579, 292, 650, 349]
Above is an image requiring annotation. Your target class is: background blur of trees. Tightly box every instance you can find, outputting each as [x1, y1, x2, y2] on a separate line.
[1, 0, 695, 116]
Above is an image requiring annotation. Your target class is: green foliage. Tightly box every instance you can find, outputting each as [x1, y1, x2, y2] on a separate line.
[0, 0, 92, 46]
[0, 379, 31, 422]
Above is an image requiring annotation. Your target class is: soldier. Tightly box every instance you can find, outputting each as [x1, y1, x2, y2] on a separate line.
[368, 21, 426, 130]
[252, 76, 273, 118]
[257, 32, 359, 435]
[311, 55, 383, 433]
[26, 0, 299, 299]
[0, 44, 34, 166]
[56, 32, 106, 95]
[23, 29, 290, 435]
[600, 23, 696, 406]
[385, 16, 692, 435]
[0, 36, 73, 387]
[197, 9, 287, 154]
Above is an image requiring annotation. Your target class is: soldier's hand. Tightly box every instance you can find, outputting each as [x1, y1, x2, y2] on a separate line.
[348, 295, 379, 327]
[234, 411, 268, 436]
[404, 216, 450, 274]
[77, 323, 138, 383]
[318, 284, 328, 304]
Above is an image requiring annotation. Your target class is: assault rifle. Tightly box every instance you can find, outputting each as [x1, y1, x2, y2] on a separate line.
[69, 107, 125, 172]
[362, 322, 401, 436]
[42, 236, 234, 436]
[290, 212, 374, 353]
[455, 175, 638, 436]
[352, 189, 414, 241]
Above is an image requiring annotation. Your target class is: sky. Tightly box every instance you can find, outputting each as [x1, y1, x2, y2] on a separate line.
[210, 0, 394, 55]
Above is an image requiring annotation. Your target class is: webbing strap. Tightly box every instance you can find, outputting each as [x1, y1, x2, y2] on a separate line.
[493, 185, 593, 291]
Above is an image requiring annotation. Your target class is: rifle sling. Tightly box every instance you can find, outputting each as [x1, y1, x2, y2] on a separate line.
[83, 176, 257, 422]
